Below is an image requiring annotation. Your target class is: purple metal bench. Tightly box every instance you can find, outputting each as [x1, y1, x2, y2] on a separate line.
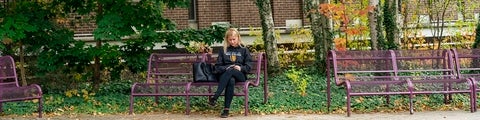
[327, 50, 413, 117]
[0, 56, 43, 118]
[129, 52, 267, 116]
[187, 52, 267, 116]
[130, 53, 204, 114]
[452, 48, 480, 111]
[327, 49, 475, 117]
[393, 49, 475, 113]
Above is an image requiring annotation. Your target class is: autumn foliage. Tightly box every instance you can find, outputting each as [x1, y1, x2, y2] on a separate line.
[318, 2, 374, 51]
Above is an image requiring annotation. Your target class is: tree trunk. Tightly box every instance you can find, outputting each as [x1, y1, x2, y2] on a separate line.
[368, 0, 379, 50]
[93, 2, 103, 90]
[306, 0, 332, 74]
[474, 17, 480, 49]
[436, 0, 451, 49]
[19, 42, 27, 86]
[256, 0, 280, 74]
[384, 0, 399, 49]
[376, 2, 386, 50]
[393, 0, 401, 47]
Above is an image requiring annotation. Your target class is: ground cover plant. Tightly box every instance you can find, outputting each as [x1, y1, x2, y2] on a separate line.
[0, 65, 474, 117]
[2, 0, 480, 118]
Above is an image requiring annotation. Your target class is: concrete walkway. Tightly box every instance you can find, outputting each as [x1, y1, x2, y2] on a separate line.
[3, 110, 479, 120]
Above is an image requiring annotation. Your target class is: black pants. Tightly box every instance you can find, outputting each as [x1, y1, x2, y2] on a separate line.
[213, 69, 246, 108]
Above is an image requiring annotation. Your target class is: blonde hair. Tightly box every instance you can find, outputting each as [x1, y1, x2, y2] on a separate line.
[223, 28, 244, 53]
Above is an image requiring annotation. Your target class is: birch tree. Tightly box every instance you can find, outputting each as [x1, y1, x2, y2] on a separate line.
[256, 0, 280, 74]
[368, 0, 379, 50]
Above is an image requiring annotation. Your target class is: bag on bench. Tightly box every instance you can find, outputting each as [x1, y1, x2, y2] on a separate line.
[193, 62, 217, 82]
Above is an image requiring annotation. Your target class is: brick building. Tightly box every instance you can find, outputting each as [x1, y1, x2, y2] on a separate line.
[61, 0, 307, 36]
[163, 0, 307, 30]
[68, 0, 309, 44]
[62, 0, 480, 38]
[3, 0, 480, 42]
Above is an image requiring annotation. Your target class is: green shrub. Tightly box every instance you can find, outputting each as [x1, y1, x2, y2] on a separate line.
[285, 65, 310, 96]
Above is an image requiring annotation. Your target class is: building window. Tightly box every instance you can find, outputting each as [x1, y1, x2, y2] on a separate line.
[188, 0, 196, 21]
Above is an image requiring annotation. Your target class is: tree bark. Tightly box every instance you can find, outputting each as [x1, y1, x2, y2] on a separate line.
[306, 0, 332, 74]
[393, 0, 401, 47]
[384, 0, 399, 49]
[19, 42, 27, 86]
[256, 0, 280, 74]
[368, 0, 379, 50]
[93, 1, 103, 90]
[474, 17, 480, 48]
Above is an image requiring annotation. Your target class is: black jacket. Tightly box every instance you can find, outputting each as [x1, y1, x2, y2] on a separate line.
[215, 46, 252, 75]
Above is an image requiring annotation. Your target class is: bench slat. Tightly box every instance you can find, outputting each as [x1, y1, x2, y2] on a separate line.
[333, 57, 393, 60]
[459, 68, 480, 71]
[396, 69, 453, 72]
[336, 70, 395, 73]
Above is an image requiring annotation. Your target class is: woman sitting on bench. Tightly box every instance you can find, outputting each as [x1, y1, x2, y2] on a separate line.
[209, 28, 252, 118]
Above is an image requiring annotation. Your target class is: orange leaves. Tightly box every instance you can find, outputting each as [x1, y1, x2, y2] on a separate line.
[318, 3, 374, 23]
[319, 4, 347, 22]
[318, 2, 374, 50]
[345, 26, 367, 36]
[358, 6, 374, 16]
[334, 38, 347, 51]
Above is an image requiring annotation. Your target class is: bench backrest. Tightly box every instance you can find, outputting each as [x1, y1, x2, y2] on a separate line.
[147, 53, 205, 84]
[393, 49, 456, 80]
[206, 52, 266, 86]
[327, 50, 396, 86]
[328, 49, 458, 85]
[452, 49, 480, 79]
[0, 55, 19, 88]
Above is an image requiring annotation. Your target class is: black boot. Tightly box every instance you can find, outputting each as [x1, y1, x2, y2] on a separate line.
[208, 97, 217, 107]
[220, 110, 229, 118]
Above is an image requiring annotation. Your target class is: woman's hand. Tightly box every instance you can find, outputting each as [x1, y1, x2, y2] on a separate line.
[233, 65, 241, 71]
[228, 65, 241, 71]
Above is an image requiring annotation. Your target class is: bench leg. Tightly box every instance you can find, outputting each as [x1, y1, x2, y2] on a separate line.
[448, 83, 453, 104]
[244, 88, 249, 116]
[473, 92, 478, 112]
[326, 73, 331, 113]
[327, 82, 331, 113]
[475, 83, 478, 112]
[346, 94, 351, 117]
[263, 77, 268, 104]
[475, 91, 478, 112]
[186, 96, 190, 115]
[129, 95, 134, 115]
[472, 84, 477, 112]
[443, 83, 452, 104]
[38, 98, 43, 118]
[471, 91, 475, 113]
[386, 84, 390, 104]
[0, 102, 3, 113]
[409, 94, 414, 114]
